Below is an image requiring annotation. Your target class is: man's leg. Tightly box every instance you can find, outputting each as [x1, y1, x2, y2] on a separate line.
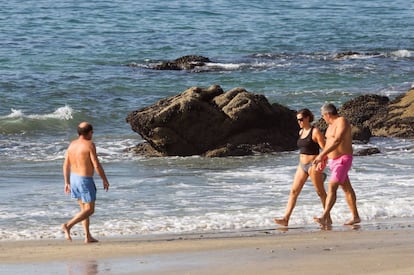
[341, 178, 361, 225]
[62, 200, 95, 242]
[79, 201, 98, 243]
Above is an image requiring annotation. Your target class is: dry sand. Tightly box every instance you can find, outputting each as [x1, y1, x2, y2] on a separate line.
[1, 226, 413, 274]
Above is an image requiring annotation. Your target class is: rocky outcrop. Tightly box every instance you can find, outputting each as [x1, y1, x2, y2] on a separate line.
[370, 88, 414, 138]
[341, 94, 389, 142]
[126, 85, 299, 157]
[314, 94, 389, 143]
[354, 147, 381, 156]
[126, 84, 414, 157]
[316, 87, 414, 142]
[153, 55, 211, 70]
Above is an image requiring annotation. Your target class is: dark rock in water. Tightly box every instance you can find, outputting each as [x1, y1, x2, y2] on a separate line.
[204, 144, 254, 157]
[315, 94, 389, 143]
[315, 87, 414, 143]
[334, 51, 361, 59]
[126, 85, 299, 157]
[340, 94, 389, 143]
[126, 82, 414, 157]
[370, 87, 414, 138]
[154, 55, 211, 70]
[124, 143, 164, 157]
[354, 147, 381, 156]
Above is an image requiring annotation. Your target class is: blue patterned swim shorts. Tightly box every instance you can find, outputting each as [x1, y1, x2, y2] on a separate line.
[70, 173, 97, 203]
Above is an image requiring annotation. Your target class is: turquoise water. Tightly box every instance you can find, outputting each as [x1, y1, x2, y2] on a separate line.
[0, 0, 413, 240]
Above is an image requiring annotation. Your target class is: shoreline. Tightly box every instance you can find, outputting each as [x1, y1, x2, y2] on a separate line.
[1, 221, 414, 274]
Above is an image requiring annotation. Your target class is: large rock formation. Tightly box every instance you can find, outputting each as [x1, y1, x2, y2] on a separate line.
[370, 87, 414, 138]
[316, 87, 414, 142]
[126, 84, 414, 157]
[126, 85, 299, 157]
[340, 94, 389, 142]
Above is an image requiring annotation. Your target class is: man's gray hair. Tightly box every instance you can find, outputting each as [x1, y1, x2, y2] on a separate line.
[321, 103, 338, 115]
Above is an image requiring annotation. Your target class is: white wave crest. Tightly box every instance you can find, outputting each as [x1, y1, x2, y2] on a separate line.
[4, 109, 24, 118]
[391, 49, 412, 58]
[204, 62, 243, 70]
[2, 105, 74, 121]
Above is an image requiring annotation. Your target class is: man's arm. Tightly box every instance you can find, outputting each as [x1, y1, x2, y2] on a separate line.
[89, 143, 110, 191]
[63, 150, 71, 194]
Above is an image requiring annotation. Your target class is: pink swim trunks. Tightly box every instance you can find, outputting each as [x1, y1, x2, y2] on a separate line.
[329, 154, 353, 184]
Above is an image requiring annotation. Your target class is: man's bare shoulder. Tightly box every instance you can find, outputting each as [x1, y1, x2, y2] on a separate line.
[67, 140, 77, 150]
[332, 116, 348, 126]
[339, 117, 352, 130]
[68, 138, 94, 151]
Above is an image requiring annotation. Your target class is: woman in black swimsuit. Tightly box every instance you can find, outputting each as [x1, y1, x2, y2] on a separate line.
[275, 108, 331, 227]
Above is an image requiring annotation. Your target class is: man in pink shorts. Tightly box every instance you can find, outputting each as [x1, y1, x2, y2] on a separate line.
[313, 103, 360, 227]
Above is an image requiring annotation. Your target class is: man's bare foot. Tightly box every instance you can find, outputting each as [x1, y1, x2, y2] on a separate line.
[313, 216, 327, 227]
[274, 218, 288, 227]
[61, 223, 72, 241]
[344, 217, 361, 225]
[85, 236, 99, 244]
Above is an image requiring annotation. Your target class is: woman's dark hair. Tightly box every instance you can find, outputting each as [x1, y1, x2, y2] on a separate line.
[297, 108, 314, 122]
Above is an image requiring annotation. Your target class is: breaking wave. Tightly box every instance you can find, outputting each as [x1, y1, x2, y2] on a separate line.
[0, 105, 75, 135]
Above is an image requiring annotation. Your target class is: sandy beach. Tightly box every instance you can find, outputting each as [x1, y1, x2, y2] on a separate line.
[1, 225, 413, 275]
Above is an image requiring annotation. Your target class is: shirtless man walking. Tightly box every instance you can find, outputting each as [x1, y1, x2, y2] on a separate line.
[61, 122, 110, 243]
[313, 103, 360, 227]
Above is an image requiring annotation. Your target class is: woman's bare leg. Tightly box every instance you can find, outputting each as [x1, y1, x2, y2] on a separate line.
[275, 165, 308, 226]
[309, 166, 332, 225]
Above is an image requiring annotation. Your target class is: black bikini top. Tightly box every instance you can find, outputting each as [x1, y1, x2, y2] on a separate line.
[297, 126, 320, 155]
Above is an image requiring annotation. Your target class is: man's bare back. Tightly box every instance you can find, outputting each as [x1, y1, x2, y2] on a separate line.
[66, 139, 97, 177]
[62, 122, 109, 243]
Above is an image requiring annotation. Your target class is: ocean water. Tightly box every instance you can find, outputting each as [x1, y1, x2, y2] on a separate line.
[0, 0, 414, 241]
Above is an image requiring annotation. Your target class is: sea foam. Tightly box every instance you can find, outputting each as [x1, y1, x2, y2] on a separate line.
[391, 49, 412, 58]
[2, 105, 74, 121]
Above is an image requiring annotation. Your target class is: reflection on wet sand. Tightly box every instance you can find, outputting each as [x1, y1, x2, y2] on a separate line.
[66, 260, 98, 275]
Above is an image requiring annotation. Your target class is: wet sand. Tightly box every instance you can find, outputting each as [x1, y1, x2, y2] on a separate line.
[1, 224, 413, 275]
